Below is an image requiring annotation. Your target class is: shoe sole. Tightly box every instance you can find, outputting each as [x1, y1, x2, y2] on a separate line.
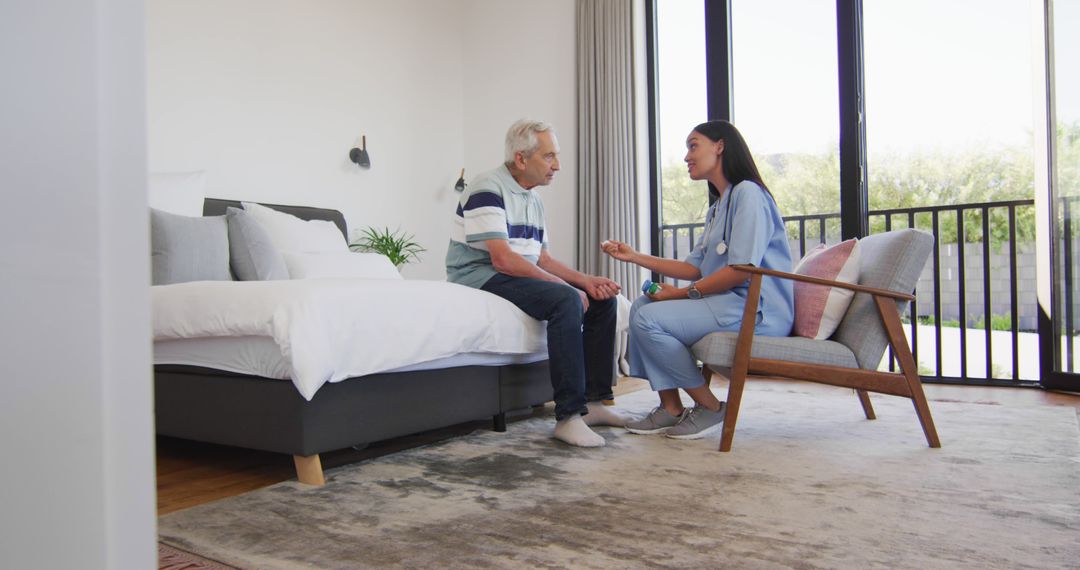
[625, 425, 674, 435]
[665, 420, 725, 440]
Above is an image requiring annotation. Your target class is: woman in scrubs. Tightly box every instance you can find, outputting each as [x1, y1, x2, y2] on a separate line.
[602, 120, 794, 440]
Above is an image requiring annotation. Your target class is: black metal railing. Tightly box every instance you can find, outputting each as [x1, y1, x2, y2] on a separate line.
[658, 199, 1054, 386]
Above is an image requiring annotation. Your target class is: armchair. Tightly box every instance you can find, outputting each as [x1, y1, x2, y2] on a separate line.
[690, 228, 940, 451]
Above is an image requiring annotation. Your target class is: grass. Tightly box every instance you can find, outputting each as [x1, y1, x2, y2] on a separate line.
[908, 314, 1017, 331]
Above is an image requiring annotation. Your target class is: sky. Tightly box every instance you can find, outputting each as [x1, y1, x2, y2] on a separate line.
[655, 0, 1080, 164]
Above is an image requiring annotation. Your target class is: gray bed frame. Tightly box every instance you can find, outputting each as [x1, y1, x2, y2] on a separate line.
[154, 198, 552, 485]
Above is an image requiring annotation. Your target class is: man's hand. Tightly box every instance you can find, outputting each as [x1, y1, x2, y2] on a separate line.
[601, 239, 638, 263]
[577, 289, 590, 313]
[583, 275, 621, 300]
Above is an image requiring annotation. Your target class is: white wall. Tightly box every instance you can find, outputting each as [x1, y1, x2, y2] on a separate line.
[461, 0, 578, 264]
[147, 0, 578, 278]
[0, 2, 577, 566]
[0, 0, 156, 568]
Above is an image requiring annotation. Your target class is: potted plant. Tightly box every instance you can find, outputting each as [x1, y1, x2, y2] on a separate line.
[349, 226, 426, 267]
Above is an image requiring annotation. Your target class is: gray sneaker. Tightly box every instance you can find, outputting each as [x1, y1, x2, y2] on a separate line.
[625, 407, 685, 435]
[665, 404, 726, 440]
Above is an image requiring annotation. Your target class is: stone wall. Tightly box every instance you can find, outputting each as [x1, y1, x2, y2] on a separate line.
[915, 241, 1036, 330]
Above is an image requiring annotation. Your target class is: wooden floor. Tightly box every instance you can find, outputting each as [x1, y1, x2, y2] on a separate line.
[157, 377, 1080, 516]
[157, 377, 647, 515]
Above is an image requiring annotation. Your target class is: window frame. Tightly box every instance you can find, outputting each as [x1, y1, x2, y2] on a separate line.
[645, 0, 867, 261]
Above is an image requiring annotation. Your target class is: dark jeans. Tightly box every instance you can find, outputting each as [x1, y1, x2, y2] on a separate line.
[481, 273, 617, 421]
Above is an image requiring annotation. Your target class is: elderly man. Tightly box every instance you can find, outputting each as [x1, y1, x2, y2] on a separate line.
[446, 119, 626, 447]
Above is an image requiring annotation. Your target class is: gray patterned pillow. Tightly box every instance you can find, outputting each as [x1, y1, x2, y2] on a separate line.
[226, 207, 290, 281]
[150, 208, 232, 285]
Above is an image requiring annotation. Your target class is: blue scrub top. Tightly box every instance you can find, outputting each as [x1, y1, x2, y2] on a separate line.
[684, 180, 794, 336]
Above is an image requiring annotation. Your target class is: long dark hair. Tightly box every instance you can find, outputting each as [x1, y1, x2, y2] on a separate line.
[693, 120, 772, 200]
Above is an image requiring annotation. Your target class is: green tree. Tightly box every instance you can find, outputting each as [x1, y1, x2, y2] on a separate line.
[864, 142, 1037, 245]
[658, 121, 1080, 247]
[660, 158, 708, 225]
[1058, 120, 1080, 198]
[759, 148, 841, 242]
[760, 147, 841, 220]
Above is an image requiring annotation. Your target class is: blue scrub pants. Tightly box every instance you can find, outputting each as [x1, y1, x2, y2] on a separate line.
[628, 294, 738, 391]
[481, 273, 617, 420]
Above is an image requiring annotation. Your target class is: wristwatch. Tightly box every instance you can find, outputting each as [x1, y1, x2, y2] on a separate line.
[688, 281, 703, 300]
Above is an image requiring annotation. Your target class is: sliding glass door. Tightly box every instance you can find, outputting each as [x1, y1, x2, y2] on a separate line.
[730, 0, 841, 257]
[650, 0, 709, 275]
[1042, 0, 1080, 391]
[644, 0, 1074, 389]
[863, 0, 1040, 384]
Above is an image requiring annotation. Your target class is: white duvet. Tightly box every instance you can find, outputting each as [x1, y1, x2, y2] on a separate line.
[152, 279, 548, 400]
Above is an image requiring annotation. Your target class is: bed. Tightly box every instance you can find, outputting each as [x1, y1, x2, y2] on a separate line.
[153, 198, 553, 485]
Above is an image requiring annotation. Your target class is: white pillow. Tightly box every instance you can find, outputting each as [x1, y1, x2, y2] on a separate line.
[241, 201, 348, 254]
[148, 171, 206, 216]
[281, 251, 403, 280]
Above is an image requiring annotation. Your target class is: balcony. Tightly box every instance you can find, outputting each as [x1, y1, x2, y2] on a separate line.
[656, 198, 1077, 386]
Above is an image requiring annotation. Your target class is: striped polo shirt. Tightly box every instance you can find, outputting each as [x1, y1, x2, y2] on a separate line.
[446, 164, 549, 288]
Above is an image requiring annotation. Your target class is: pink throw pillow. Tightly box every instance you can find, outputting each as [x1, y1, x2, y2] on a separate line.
[792, 239, 861, 340]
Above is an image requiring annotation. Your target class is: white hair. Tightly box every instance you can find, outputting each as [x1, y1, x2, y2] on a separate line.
[504, 119, 556, 165]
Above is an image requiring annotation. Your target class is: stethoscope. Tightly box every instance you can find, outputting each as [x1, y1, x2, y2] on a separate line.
[699, 188, 734, 256]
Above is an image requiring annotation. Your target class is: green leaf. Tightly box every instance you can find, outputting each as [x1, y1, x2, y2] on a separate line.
[348, 226, 426, 267]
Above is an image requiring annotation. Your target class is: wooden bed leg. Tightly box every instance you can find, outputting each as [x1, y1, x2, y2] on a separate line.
[493, 413, 507, 432]
[293, 454, 326, 486]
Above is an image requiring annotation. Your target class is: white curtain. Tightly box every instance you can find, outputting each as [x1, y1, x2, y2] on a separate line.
[576, 0, 640, 297]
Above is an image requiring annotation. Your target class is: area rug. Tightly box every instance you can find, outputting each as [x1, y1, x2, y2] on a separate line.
[159, 385, 1080, 569]
[159, 542, 236, 569]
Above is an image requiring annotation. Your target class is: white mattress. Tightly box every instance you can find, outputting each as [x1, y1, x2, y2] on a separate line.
[153, 279, 549, 399]
[154, 336, 549, 380]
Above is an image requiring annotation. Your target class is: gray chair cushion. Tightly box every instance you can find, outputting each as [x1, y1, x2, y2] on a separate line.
[832, 229, 934, 369]
[226, 207, 290, 281]
[692, 332, 859, 369]
[150, 208, 232, 285]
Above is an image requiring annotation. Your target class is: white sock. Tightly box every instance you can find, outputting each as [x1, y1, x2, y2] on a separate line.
[583, 402, 629, 427]
[553, 415, 606, 447]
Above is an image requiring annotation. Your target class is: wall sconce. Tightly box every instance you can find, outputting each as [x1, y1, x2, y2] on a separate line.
[455, 168, 466, 192]
[349, 135, 371, 168]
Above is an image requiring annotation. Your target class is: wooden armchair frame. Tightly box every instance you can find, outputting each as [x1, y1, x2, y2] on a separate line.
[710, 264, 941, 452]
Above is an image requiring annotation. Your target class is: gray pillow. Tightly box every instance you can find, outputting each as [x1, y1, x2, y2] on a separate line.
[150, 208, 232, 285]
[226, 207, 290, 281]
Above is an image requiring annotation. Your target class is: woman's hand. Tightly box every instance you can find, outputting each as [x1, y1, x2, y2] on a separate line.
[601, 239, 638, 263]
[646, 282, 688, 301]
